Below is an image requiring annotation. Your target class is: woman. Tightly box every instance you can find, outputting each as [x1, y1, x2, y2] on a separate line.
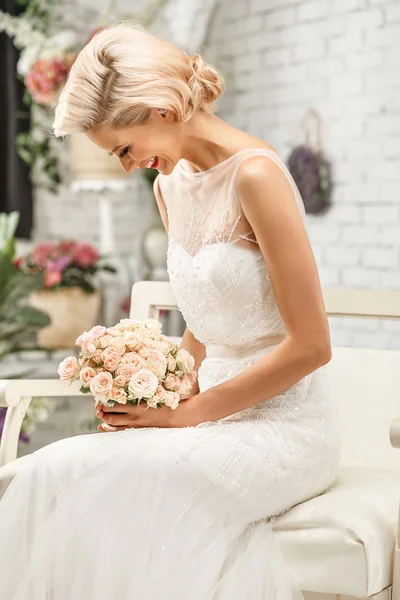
[0, 21, 340, 600]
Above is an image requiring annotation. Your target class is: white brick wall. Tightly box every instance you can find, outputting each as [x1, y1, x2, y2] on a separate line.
[206, 0, 400, 350]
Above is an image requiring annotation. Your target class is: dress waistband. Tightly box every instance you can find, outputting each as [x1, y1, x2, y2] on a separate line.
[205, 336, 285, 362]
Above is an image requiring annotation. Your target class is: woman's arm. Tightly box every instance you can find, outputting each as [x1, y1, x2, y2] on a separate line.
[186, 155, 332, 425]
[179, 327, 206, 396]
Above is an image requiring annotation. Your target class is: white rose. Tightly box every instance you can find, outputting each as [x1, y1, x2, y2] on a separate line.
[128, 368, 159, 399]
[143, 318, 163, 334]
[175, 349, 195, 374]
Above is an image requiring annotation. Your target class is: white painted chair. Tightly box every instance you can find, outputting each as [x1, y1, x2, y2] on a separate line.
[1, 281, 400, 600]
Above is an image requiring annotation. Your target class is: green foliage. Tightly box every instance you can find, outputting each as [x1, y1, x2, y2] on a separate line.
[0, 212, 51, 360]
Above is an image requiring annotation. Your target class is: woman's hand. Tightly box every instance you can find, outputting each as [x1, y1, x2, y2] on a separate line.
[96, 395, 206, 432]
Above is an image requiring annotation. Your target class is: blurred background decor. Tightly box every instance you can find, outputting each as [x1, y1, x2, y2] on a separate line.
[287, 108, 333, 215]
[15, 239, 116, 348]
[0, 211, 50, 362]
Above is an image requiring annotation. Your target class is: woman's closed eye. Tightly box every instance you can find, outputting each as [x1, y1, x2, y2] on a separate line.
[119, 146, 129, 158]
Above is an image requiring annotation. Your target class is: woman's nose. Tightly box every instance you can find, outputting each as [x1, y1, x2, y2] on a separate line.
[119, 158, 135, 174]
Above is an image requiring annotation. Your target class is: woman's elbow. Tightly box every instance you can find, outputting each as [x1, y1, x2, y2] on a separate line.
[312, 338, 332, 367]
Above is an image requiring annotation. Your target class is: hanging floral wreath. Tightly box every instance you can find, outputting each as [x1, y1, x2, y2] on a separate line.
[287, 109, 332, 215]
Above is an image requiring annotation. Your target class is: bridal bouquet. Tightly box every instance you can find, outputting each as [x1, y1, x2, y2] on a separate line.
[57, 318, 197, 410]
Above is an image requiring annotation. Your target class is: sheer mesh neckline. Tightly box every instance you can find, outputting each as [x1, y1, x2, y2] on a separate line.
[176, 147, 279, 178]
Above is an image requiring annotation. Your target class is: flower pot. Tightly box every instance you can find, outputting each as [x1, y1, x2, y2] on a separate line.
[69, 133, 130, 180]
[29, 287, 101, 349]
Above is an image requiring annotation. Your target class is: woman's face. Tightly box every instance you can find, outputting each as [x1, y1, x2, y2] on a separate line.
[86, 108, 180, 175]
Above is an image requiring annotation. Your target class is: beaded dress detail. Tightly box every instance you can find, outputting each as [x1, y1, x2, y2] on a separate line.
[0, 148, 340, 600]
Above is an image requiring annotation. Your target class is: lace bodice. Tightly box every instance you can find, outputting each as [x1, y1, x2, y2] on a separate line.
[157, 148, 306, 352]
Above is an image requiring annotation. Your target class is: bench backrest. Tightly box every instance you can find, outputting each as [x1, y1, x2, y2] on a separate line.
[131, 282, 400, 472]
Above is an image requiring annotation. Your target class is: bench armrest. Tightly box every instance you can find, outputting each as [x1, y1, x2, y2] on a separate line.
[0, 379, 88, 467]
[390, 418, 400, 449]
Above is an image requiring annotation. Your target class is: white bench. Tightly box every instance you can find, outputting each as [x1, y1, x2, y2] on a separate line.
[1, 282, 400, 600]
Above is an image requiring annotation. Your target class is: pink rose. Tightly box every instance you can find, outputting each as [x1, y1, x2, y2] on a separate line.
[102, 349, 121, 372]
[137, 347, 151, 360]
[32, 242, 56, 267]
[109, 336, 126, 355]
[80, 366, 96, 386]
[164, 373, 181, 392]
[99, 334, 113, 348]
[146, 396, 158, 409]
[164, 391, 180, 410]
[92, 349, 103, 364]
[74, 243, 99, 268]
[122, 331, 142, 351]
[58, 356, 79, 380]
[145, 349, 167, 379]
[111, 386, 127, 404]
[116, 364, 139, 381]
[128, 368, 159, 399]
[58, 240, 78, 254]
[177, 374, 193, 399]
[90, 371, 113, 404]
[79, 356, 97, 368]
[88, 325, 106, 339]
[114, 374, 126, 387]
[106, 327, 124, 338]
[154, 385, 167, 403]
[44, 269, 62, 289]
[76, 331, 98, 356]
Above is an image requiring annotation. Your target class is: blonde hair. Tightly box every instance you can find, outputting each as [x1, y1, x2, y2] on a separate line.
[53, 21, 225, 137]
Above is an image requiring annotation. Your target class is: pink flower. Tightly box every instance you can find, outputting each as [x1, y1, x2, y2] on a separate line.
[128, 368, 159, 399]
[44, 269, 62, 288]
[154, 385, 167, 403]
[164, 374, 181, 392]
[58, 240, 78, 254]
[25, 56, 74, 107]
[120, 353, 145, 371]
[109, 337, 126, 356]
[77, 332, 98, 356]
[102, 348, 121, 372]
[114, 374, 126, 387]
[116, 363, 140, 382]
[145, 349, 167, 379]
[111, 387, 127, 404]
[122, 331, 142, 351]
[177, 375, 193, 399]
[90, 371, 113, 404]
[80, 366, 96, 386]
[164, 391, 180, 410]
[32, 242, 56, 267]
[74, 243, 99, 268]
[58, 356, 79, 380]
[88, 325, 107, 339]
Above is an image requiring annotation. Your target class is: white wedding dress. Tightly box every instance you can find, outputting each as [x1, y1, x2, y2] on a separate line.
[0, 148, 340, 600]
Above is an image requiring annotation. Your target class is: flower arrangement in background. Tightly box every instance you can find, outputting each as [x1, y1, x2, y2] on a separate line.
[0, 0, 80, 191]
[14, 240, 116, 293]
[0, 0, 170, 192]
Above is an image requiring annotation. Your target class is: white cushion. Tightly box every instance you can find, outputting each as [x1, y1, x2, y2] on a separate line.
[275, 466, 400, 597]
[0, 454, 33, 500]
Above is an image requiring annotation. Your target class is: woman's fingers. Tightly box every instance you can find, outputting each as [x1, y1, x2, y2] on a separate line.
[102, 412, 131, 426]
